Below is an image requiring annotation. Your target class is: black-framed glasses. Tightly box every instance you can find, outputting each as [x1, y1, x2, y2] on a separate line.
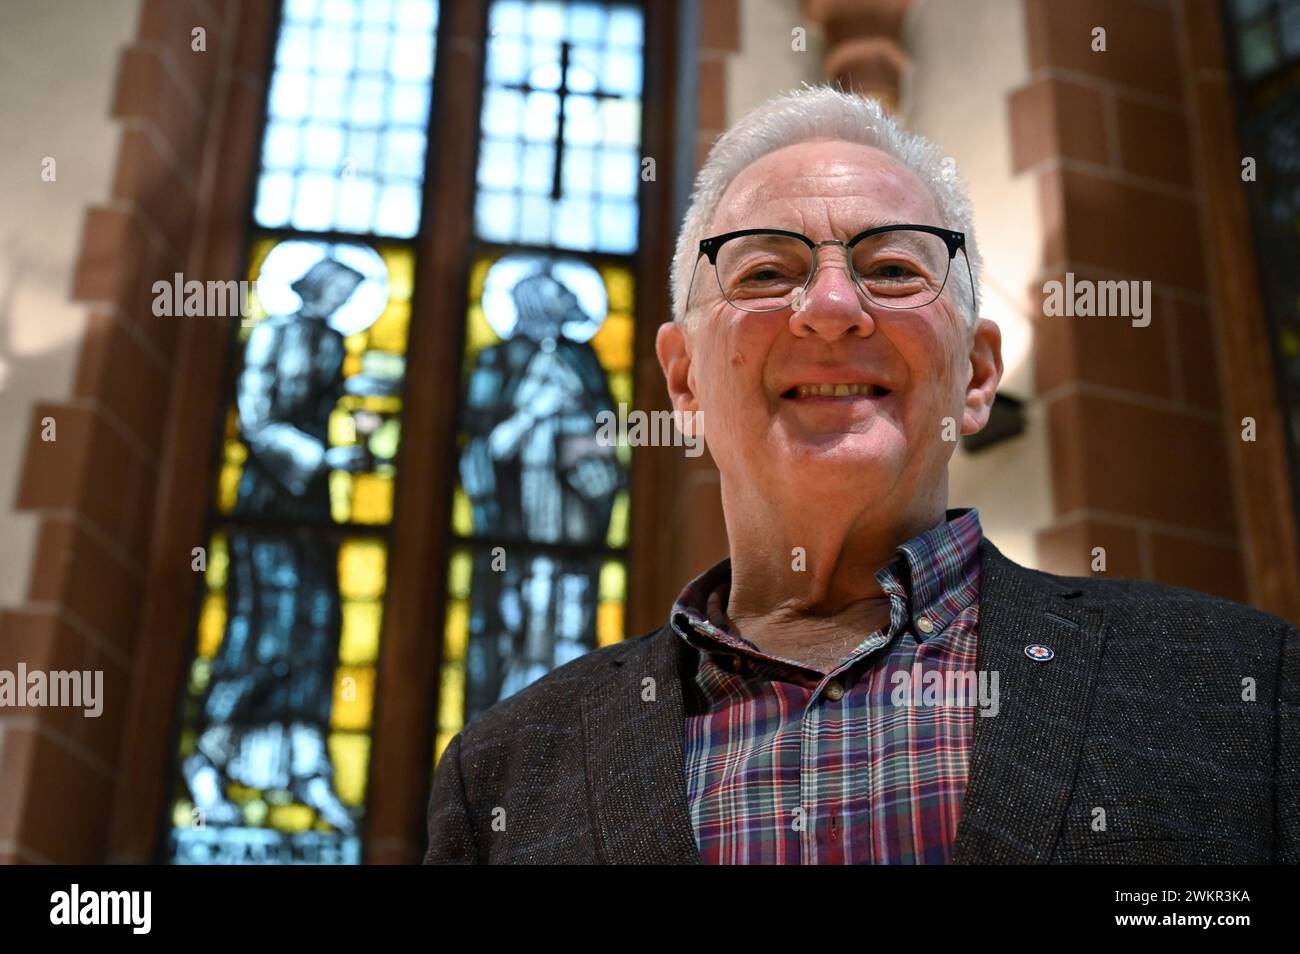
[686, 224, 973, 314]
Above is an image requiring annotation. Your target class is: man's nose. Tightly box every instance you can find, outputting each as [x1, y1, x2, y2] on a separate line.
[787, 255, 875, 340]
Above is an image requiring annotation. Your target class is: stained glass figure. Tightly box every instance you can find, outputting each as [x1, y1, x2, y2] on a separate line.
[454, 256, 624, 720]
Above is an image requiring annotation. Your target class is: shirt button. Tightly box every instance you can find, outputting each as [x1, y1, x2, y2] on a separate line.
[917, 616, 935, 634]
[824, 680, 844, 701]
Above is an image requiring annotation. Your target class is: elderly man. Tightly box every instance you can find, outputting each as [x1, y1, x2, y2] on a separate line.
[425, 86, 1299, 864]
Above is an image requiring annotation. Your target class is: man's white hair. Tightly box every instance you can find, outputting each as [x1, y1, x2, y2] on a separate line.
[670, 84, 982, 329]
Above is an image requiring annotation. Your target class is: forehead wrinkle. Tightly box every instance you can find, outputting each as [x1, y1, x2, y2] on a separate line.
[711, 146, 943, 241]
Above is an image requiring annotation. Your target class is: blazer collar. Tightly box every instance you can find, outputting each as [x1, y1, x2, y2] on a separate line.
[581, 536, 1107, 864]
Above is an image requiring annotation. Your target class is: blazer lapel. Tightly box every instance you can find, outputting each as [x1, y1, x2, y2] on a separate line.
[952, 538, 1109, 863]
[580, 627, 701, 864]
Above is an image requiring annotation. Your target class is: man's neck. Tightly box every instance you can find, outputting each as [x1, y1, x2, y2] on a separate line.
[719, 484, 947, 671]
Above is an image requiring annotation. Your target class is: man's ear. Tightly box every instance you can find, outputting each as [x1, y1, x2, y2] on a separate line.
[656, 319, 699, 414]
[961, 318, 1003, 435]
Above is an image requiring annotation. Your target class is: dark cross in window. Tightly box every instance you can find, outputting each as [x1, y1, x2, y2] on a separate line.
[494, 39, 620, 201]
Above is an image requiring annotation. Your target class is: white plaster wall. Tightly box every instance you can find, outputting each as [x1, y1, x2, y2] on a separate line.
[901, 0, 1051, 568]
[0, 0, 143, 607]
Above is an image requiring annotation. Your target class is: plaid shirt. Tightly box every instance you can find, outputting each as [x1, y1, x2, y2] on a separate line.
[670, 508, 983, 864]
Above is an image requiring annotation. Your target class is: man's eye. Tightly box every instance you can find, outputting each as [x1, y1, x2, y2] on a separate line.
[865, 261, 922, 280]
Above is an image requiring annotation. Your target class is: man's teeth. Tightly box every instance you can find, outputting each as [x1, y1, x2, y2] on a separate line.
[793, 383, 885, 397]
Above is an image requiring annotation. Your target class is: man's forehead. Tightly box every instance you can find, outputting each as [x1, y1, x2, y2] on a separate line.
[710, 139, 939, 234]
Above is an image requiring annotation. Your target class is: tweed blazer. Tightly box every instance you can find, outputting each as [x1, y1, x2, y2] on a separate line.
[424, 538, 1300, 864]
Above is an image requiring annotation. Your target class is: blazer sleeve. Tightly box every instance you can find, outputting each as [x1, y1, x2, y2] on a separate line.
[1277, 619, 1300, 863]
[423, 732, 479, 864]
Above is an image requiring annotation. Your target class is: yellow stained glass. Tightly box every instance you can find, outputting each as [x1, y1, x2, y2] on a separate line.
[468, 256, 492, 301]
[342, 352, 362, 377]
[224, 406, 239, 440]
[597, 600, 624, 647]
[242, 800, 268, 826]
[463, 303, 499, 363]
[590, 311, 634, 373]
[443, 598, 468, 662]
[330, 470, 353, 522]
[438, 665, 465, 731]
[616, 440, 632, 469]
[197, 592, 226, 658]
[599, 560, 626, 602]
[172, 799, 195, 829]
[269, 805, 315, 833]
[601, 264, 634, 312]
[339, 539, 387, 599]
[452, 486, 473, 537]
[188, 657, 210, 695]
[382, 247, 415, 302]
[351, 471, 394, 524]
[447, 549, 471, 598]
[339, 599, 382, 665]
[368, 301, 410, 353]
[328, 732, 371, 807]
[368, 418, 401, 460]
[609, 370, 633, 408]
[217, 462, 241, 513]
[329, 408, 357, 445]
[178, 728, 195, 758]
[339, 394, 403, 415]
[344, 331, 367, 355]
[331, 665, 375, 730]
[205, 532, 228, 590]
[606, 490, 629, 548]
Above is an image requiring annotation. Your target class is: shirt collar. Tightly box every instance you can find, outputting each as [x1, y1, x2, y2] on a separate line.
[670, 507, 982, 650]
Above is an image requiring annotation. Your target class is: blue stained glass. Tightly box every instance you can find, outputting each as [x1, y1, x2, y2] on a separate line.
[488, 38, 528, 83]
[529, 2, 566, 39]
[482, 89, 524, 138]
[602, 48, 641, 95]
[375, 183, 421, 237]
[476, 191, 516, 241]
[520, 143, 555, 195]
[519, 195, 552, 244]
[390, 83, 431, 125]
[383, 130, 427, 180]
[294, 173, 338, 231]
[391, 33, 434, 79]
[262, 122, 300, 169]
[270, 71, 311, 120]
[564, 95, 600, 145]
[311, 76, 348, 122]
[472, 1, 643, 252]
[562, 147, 594, 193]
[346, 129, 380, 175]
[478, 139, 520, 190]
[600, 149, 637, 198]
[321, 0, 359, 26]
[607, 8, 642, 45]
[337, 178, 377, 232]
[255, 172, 294, 227]
[278, 25, 313, 67]
[361, 0, 394, 23]
[488, 0, 525, 36]
[286, 0, 319, 21]
[357, 30, 388, 71]
[253, 0, 439, 238]
[395, 0, 436, 30]
[568, 4, 605, 42]
[316, 27, 355, 72]
[303, 123, 346, 170]
[555, 197, 595, 248]
[522, 91, 560, 142]
[598, 201, 636, 252]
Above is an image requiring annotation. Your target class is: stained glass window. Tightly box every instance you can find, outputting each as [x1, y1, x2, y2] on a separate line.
[436, 0, 645, 760]
[166, 0, 437, 865]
